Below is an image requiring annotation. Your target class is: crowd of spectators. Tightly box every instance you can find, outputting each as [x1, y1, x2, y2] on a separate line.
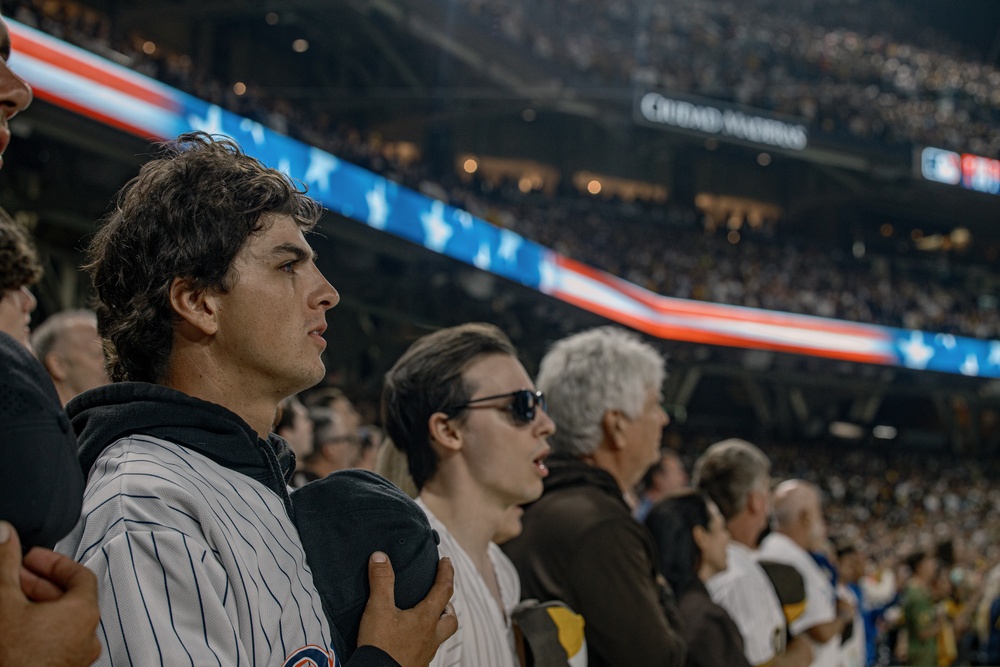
[7, 0, 1000, 343]
[459, 0, 1000, 156]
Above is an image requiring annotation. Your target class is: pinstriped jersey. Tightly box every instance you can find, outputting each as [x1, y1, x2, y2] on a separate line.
[417, 499, 520, 667]
[57, 435, 338, 667]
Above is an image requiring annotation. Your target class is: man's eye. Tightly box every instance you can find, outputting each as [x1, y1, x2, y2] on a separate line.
[280, 262, 296, 273]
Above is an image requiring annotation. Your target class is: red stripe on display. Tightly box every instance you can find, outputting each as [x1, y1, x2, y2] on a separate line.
[10, 26, 175, 110]
[553, 290, 893, 365]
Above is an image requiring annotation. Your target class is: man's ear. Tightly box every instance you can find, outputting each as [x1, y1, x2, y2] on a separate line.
[602, 409, 629, 450]
[427, 411, 463, 454]
[43, 351, 68, 381]
[169, 277, 219, 337]
[692, 524, 710, 553]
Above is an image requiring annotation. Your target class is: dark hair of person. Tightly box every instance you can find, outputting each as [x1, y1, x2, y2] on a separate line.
[645, 490, 713, 595]
[86, 132, 323, 383]
[0, 210, 42, 291]
[382, 322, 516, 491]
[906, 550, 929, 574]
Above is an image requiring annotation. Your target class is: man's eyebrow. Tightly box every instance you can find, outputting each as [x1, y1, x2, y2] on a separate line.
[267, 243, 318, 263]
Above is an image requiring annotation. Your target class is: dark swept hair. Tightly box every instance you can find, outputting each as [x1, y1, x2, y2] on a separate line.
[0, 211, 42, 292]
[645, 491, 713, 595]
[86, 132, 323, 383]
[382, 322, 516, 491]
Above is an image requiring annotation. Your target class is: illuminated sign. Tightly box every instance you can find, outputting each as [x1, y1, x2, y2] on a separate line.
[920, 147, 1000, 195]
[635, 90, 808, 151]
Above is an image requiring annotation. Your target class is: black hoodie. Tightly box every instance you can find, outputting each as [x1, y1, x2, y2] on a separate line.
[68, 381, 296, 517]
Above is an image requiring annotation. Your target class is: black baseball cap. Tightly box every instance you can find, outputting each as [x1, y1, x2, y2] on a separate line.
[291, 468, 440, 660]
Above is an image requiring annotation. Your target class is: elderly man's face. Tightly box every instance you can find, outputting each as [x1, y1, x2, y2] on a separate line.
[621, 388, 669, 487]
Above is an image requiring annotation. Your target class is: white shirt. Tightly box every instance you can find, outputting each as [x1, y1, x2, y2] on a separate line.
[707, 541, 787, 666]
[838, 583, 865, 667]
[757, 532, 838, 667]
[418, 499, 520, 667]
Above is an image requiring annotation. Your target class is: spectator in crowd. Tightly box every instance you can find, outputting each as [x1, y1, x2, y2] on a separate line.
[383, 322, 554, 667]
[758, 480, 854, 667]
[0, 218, 39, 348]
[30, 309, 109, 405]
[303, 407, 368, 477]
[503, 326, 686, 667]
[56, 131, 456, 666]
[645, 490, 752, 667]
[693, 439, 813, 667]
[274, 395, 315, 487]
[833, 537, 867, 667]
[635, 448, 689, 522]
[0, 10, 102, 665]
[901, 550, 941, 666]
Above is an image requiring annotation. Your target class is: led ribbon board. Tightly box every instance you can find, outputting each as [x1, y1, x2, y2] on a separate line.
[921, 146, 1000, 195]
[9, 20, 1000, 378]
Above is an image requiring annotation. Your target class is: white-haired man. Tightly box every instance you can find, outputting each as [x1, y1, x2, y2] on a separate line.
[503, 326, 685, 667]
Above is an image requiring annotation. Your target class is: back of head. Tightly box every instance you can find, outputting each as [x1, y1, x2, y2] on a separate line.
[30, 309, 98, 362]
[645, 491, 711, 594]
[86, 131, 322, 384]
[536, 326, 665, 457]
[382, 322, 515, 490]
[692, 438, 770, 521]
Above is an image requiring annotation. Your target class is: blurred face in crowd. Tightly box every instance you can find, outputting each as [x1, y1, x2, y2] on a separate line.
[695, 500, 730, 579]
[279, 400, 314, 461]
[0, 284, 35, 345]
[804, 487, 828, 551]
[43, 317, 110, 402]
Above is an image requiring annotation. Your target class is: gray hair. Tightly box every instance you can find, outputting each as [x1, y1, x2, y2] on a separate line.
[692, 438, 771, 521]
[537, 326, 665, 456]
[31, 309, 98, 363]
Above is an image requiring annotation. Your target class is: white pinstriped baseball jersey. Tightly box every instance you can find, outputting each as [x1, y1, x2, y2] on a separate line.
[706, 541, 787, 666]
[58, 435, 337, 667]
[417, 499, 520, 667]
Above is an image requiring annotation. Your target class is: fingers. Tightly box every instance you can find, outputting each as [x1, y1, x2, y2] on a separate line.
[0, 520, 24, 589]
[366, 551, 396, 609]
[417, 557, 454, 615]
[20, 565, 65, 602]
[22, 547, 97, 601]
[435, 601, 458, 644]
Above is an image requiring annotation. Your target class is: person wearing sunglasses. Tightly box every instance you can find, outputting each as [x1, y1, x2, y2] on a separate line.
[383, 322, 555, 667]
[502, 326, 685, 667]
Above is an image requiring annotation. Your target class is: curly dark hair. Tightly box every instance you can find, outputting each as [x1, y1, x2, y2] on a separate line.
[382, 323, 516, 491]
[0, 210, 42, 292]
[86, 132, 323, 383]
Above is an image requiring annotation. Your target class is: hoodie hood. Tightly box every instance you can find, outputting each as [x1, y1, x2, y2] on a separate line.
[67, 382, 296, 516]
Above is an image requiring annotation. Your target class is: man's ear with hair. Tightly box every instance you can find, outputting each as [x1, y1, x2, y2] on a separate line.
[169, 277, 220, 339]
[427, 411, 464, 457]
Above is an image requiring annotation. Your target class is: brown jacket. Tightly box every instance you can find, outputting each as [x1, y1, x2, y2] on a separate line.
[503, 456, 686, 667]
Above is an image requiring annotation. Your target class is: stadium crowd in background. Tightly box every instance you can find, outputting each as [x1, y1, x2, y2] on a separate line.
[6, 0, 1000, 343]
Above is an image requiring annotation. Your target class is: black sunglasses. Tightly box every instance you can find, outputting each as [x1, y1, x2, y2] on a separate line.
[444, 389, 547, 425]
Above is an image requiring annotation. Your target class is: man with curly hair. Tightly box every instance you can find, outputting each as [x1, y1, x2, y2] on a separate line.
[57, 132, 456, 667]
